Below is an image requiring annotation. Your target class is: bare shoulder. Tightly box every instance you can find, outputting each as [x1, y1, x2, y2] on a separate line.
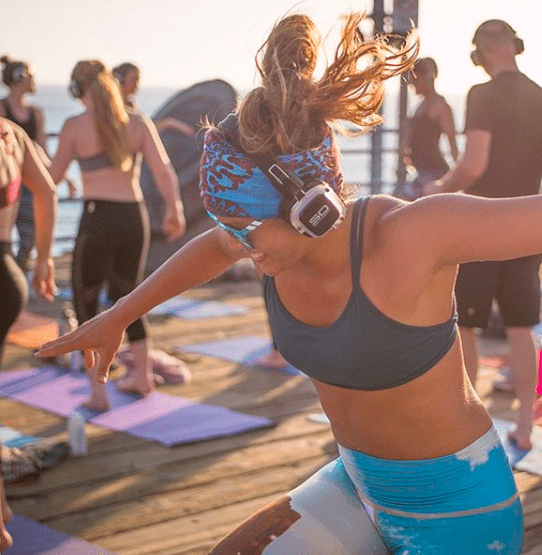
[128, 110, 152, 130]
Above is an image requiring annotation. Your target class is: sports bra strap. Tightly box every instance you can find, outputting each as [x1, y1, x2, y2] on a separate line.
[350, 196, 370, 289]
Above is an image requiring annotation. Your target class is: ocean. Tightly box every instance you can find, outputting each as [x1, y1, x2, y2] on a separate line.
[14, 84, 466, 256]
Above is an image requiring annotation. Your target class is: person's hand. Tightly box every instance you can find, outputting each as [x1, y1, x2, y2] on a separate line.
[162, 201, 186, 242]
[32, 257, 56, 302]
[0, 476, 14, 552]
[36, 308, 125, 384]
[422, 180, 442, 196]
[65, 178, 77, 199]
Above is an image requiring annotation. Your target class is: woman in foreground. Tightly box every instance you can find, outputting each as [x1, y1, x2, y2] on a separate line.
[48, 60, 185, 410]
[38, 13, 528, 554]
[0, 116, 57, 551]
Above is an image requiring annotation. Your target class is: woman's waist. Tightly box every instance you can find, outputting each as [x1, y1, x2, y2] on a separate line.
[327, 398, 492, 460]
[80, 175, 143, 203]
[338, 424, 517, 514]
[316, 353, 493, 460]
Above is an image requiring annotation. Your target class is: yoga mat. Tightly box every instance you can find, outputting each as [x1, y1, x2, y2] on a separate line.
[177, 335, 303, 376]
[494, 418, 542, 475]
[150, 296, 249, 319]
[6, 515, 115, 554]
[0, 424, 38, 448]
[0, 367, 273, 446]
[6, 311, 59, 349]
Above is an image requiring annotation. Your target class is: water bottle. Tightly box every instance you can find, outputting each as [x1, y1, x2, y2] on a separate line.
[57, 302, 82, 370]
[67, 411, 88, 456]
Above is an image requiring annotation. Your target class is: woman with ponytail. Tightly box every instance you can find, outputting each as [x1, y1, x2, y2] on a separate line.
[48, 60, 185, 410]
[40, 13, 526, 553]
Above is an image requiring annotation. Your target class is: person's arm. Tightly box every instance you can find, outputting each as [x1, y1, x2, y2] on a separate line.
[139, 114, 186, 241]
[36, 226, 243, 378]
[383, 193, 542, 270]
[20, 132, 57, 301]
[424, 86, 491, 195]
[48, 119, 76, 184]
[424, 129, 490, 194]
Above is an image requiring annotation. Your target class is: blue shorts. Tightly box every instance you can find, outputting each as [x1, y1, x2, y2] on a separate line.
[339, 425, 524, 555]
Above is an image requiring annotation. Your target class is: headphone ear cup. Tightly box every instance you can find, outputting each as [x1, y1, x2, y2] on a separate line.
[114, 71, 124, 85]
[69, 81, 82, 99]
[515, 37, 524, 55]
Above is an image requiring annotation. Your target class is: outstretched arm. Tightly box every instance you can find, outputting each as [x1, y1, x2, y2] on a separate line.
[383, 193, 542, 269]
[36, 226, 243, 380]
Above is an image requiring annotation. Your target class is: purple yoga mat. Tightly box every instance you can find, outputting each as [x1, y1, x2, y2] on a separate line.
[0, 367, 273, 446]
[6, 515, 114, 554]
[177, 336, 303, 376]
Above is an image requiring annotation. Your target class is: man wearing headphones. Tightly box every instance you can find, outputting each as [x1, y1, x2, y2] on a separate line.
[425, 20, 542, 450]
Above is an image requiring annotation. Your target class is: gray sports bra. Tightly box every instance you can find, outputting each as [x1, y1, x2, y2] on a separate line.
[263, 196, 458, 390]
[77, 152, 137, 172]
[77, 152, 115, 172]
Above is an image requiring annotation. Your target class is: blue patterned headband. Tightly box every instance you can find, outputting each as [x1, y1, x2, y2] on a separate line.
[199, 126, 344, 218]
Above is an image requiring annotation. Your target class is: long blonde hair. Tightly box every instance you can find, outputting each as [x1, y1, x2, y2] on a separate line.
[71, 60, 132, 171]
[238, 12, 419, 154]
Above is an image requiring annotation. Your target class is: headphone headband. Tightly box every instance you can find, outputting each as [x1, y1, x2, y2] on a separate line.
[471, 20, 524, 66]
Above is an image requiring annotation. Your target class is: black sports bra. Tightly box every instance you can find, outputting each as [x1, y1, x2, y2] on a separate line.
[263, 197, 458, 390]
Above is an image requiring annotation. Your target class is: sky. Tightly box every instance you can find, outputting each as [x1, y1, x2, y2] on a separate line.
[2, 0, 542, 97]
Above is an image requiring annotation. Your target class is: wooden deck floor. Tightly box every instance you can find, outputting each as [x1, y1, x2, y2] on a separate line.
[2, 254, 542, 554]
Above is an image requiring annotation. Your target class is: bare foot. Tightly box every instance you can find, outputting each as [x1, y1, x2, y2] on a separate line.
[82, 395, 109, 412]
[120, 367, 164, 386]
[256, 349, 290, 370]
[507, 427, 533, 451]
[116, 374, 155, 396]
[0, 479, 14, 551]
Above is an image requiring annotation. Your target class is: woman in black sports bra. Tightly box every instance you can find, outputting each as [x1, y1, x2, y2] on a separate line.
[38, 13, 536, 554]
[48, 60, 186, 411]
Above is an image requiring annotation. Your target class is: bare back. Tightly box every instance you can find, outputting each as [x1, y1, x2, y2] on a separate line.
[54, 111, 170, 203]
[272, 196, 492, 459]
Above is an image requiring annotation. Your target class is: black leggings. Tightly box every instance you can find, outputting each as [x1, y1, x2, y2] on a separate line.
[15, 186, 35, 273]
[72, 200, 150, 342]
[0, 242, 28, 359]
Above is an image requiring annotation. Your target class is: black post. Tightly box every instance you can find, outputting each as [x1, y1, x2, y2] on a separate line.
[370, 0, 385, 194]
[393, 0, 419, 191]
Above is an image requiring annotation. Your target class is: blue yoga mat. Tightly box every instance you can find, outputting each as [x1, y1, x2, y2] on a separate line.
[0, 367, 273, 446]
[176, 335, 303, 376]
[6, 515, 115, 554]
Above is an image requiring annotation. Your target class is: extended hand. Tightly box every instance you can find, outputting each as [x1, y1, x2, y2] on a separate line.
[36, 308, 125, 384]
